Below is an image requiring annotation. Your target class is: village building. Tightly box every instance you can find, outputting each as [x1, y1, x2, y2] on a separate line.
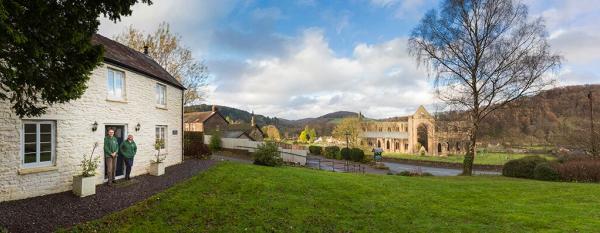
[0, 34, 184, 202]
[358, 106, 469, 156]
[184, 107, 265, 141]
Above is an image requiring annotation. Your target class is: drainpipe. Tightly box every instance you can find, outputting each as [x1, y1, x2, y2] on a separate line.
[181, 90, 184, 163]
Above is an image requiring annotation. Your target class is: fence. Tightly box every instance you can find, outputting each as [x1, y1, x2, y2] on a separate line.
[204, 135, 307, 165]
[306, 157, 366, 174]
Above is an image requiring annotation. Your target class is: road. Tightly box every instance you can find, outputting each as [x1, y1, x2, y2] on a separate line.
[384, 162, 500, 176]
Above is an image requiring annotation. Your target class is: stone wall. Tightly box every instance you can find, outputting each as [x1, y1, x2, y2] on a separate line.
[0, 62, 183, 202]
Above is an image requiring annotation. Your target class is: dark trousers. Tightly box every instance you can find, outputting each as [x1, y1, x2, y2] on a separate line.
[124, 158, 134, 179]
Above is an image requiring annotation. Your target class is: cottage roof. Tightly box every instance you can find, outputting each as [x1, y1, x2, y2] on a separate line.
[184, 112, 215, 123]
[227, 123, 264, 136]
[91, 34, 185, 90]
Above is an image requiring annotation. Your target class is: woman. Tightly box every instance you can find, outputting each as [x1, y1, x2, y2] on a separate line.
[120, 134, 137, 180]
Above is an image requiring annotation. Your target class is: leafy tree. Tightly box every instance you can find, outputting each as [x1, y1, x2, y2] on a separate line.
[308, 128, 317, 143]
[262, 125, 281, 141]
[0, 0, 151, 117]
[332, 117, 361, 147]
[409, 0, 561, 175]
[115, 22, 209, 105]
[298, 128, 309, 143]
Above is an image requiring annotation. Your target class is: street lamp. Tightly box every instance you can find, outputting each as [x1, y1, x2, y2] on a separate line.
[344, 131, 351, 149]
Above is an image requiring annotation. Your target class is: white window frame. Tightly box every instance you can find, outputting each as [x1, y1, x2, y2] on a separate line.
[155, 83, 167, 107]
[155, 125, 167, 150]
[21, 121, 56, 168]
[107, 68, 126, 101]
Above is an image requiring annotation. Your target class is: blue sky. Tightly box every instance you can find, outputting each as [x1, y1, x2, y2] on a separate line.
[99, 0, 600, 119]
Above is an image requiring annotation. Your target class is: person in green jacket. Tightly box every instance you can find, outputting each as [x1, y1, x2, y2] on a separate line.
[120, 134, 137, 180]
[104, 128, 119, 186]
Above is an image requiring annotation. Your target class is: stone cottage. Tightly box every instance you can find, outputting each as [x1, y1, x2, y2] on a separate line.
[0, 34, 184, 202]
[184, 107, 265, 141]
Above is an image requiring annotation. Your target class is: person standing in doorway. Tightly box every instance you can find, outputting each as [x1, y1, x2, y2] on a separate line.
[104, 128, 119, 186]
[120, 134, 137, 180]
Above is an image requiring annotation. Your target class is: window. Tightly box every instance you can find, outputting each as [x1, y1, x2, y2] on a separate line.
[156, 83, 166, 107]
[22, 121, 55, 167]
[155, 126, 167, 149]
[107, 68, 125, 100]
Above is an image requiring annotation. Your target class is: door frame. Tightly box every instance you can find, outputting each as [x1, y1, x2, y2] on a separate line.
[104, 124, 128, 182]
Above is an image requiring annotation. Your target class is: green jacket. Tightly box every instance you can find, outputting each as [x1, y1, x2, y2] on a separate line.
[120, 140, 137, 159]
[104, 136, 119, 158]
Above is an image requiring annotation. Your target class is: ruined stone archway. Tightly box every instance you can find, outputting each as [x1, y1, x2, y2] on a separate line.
[417, 123, 429, 151]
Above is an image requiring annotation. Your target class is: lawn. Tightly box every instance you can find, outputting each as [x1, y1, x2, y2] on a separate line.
[383, 151, 555, 165]
[65, 163, 600, 232]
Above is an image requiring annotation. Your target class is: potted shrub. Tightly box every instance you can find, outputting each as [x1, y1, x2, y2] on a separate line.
[149, 139, 166, 176]
[73, 142, 100, 197]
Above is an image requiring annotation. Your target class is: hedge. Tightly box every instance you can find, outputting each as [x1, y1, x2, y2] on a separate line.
[533, 162, 559, 181]
[323, 146, 340, 159]
[502, 155, 547, 179]
[308, 145, 322, 155]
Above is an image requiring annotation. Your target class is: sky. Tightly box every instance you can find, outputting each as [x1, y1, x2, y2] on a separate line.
[99, 0, 600, 120]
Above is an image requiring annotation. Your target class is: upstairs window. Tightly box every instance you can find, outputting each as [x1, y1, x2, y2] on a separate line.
[107, 68, 125, 100]
[156, 83, 166, 107]
[22, 121, 55, 167]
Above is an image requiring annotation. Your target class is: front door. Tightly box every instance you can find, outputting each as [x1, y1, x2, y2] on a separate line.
[105, 125, 126, 180]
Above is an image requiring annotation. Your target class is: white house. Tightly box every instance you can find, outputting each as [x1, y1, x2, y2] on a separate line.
[0, 34, 184, 202]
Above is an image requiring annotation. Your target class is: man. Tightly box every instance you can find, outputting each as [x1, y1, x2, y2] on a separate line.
[104, 128, 119, 186]
[120, 134, 137, 180]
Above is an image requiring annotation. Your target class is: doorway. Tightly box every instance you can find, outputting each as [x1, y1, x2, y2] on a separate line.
[105, 125, 127, 181]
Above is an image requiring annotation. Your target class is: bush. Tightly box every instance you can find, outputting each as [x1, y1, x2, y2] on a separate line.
[185, 143, 211, 159]
[350, 148, 365, 162]
[502, 155, 547, 179]
[308, 145, 322, 155]
[533, 162, 559, 181]
[253, 141, 283, 167]
[554, 159, 600, 182]
[340, 148, 352, 160]
[323, 146, 340, 159]
[208, 132, 222, 152]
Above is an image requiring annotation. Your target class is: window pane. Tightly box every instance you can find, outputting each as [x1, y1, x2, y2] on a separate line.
[40, 124, 51, 133]
[24, 133, 36, 143]
[40, 152, 52, 162]
[24, 124, 36, 133]
[24, 153, 37, 164]
[40, 142, 51, 152]
[107, 70, 114, 94]
[115, 76, 122, 97]
[24, 143, 37, 153]
[40, 133, 51, 143]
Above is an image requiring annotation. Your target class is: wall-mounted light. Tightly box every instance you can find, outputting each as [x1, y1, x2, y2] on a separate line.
[135, 123, 141, 132]
[92, 121, 98, 132]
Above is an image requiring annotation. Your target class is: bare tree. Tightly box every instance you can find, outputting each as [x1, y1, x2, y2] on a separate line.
[115, 22, 209, 105]
[408, 0, 561, 175]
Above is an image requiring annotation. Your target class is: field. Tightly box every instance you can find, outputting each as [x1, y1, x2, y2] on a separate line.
[65, 162, 600, 232]
[383, 151, 555, 165]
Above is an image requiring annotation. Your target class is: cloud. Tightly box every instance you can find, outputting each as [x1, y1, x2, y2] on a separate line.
[208, 29, 434, 119]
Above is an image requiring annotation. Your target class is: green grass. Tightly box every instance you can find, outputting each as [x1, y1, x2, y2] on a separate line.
[383, 152, 555, 165]
[65, 163, 600, 232]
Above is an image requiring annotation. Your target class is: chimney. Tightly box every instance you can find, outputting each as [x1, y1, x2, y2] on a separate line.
[251, 111, 256, 127]
[212, 105, 217, 112]
[143, 45, 149, 55]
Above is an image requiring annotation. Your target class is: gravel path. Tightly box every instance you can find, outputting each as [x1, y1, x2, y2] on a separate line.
[0, 159, 217, 233]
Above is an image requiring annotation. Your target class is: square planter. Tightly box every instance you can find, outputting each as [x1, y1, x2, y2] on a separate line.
[73, 175, 96, 197]
[149, 162, 165, 176]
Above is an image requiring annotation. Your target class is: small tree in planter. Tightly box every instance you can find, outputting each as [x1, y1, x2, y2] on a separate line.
[149, 139, 166, 176]
[73, 142, 100, 197]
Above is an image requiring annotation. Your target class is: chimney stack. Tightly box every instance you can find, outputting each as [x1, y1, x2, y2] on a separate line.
[251, 111, 256, 127]
[143, 45, 149, 55]
[212, 105, 217, 112]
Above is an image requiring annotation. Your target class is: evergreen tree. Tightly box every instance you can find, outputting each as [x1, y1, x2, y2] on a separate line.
[0, 0, 151, 117]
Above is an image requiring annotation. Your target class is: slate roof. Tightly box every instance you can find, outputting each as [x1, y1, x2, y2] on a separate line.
[91, 34, 185, 89]
[184, 112, 215, 123]
[362, 131, 409, 139]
